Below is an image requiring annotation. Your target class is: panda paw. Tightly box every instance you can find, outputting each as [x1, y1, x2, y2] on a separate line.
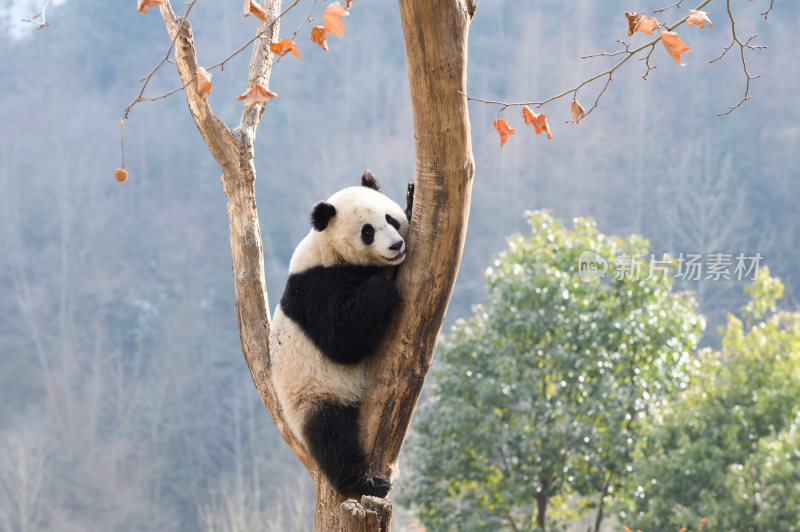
[356, 473, 391, 498]
[363, 274, 400, 309]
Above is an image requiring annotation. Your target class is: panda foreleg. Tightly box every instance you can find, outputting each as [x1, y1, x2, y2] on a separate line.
[330, 274, 400, 364]
[302, 401, 391, 498]
[344, 274, 399, 326]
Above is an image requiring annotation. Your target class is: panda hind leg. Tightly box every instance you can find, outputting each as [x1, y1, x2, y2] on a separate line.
[302, 401, 391, 498]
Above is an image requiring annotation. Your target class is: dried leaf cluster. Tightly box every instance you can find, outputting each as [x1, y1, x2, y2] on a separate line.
[491, 7, 713, 148]
[122, 0, 354, 180]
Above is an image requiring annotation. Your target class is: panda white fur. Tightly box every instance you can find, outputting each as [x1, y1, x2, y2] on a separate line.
[270, 171, 410, 498]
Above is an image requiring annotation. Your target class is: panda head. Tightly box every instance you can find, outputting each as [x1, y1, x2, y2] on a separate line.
[309, 171, 409, 267]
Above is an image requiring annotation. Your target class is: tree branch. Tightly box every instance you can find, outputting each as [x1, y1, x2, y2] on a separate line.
[639, 44, 658, 80]
[122, 0, 301, 123]
[151, 0, 311, 475]
[20, 0, 51, 29]
[462, 0, 773, 123]
[653, 1, 685, 14]
[156, 0, 238, 167]
[581, 40, 631, 59]
[237, 0, 299, 133]
[760, 0, 775, 19]
[272, 0, 318, 66]
[711, 0, 766, 116]
[122, 0, 199, 121]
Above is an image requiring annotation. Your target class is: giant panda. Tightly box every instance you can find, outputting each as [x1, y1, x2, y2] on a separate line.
[270, 170, 410, 498]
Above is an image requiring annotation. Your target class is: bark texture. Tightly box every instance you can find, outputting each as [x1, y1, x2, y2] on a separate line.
[338, 497, 392, 532]
[361, 0, 475, 468]
[156, 0, 475, 529]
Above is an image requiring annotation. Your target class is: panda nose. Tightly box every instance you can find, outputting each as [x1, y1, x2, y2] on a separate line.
[389, 240, 404, 251]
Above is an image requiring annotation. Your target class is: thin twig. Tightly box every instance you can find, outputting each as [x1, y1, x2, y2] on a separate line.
[576, 73, 613, 121]
[207, 0, 301, 72]
[711, 0, 766, 116]
[122, 0, 300, 120]
[20, 0, 51, 29]
[119, 119, 126, 169]
[760, 0, 775, 19]
[638, 45, 658, 80]
[581, 40, 630, 60]
[462, 0, 711, 123]
[122, 0, 199, 120]
[274, 0, 318, 65]
[653, 1, 684, 14]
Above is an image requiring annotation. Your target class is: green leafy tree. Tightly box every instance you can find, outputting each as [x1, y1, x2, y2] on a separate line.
[402, 211, 703, 532]
[619, 271, 800, 531]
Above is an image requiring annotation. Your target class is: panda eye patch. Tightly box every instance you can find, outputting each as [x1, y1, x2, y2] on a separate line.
[385, 214, 400, 230]
[361, 224, 375, 245]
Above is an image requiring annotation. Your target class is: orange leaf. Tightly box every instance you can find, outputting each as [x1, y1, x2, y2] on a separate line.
[698, 518, 707, 531]
[114, 168, 128, 182]
[570, 100, 585, 122]
[625, 12, 658, 36]
[310, 26, 330, 52]
[521, 106, 552, 140]
[661, 31, 691, 64]
[492, 119, 516, 147]
[237, 85, 278, 107]
[625, 13, 639, 36]
[270, 38, 300, 59]
[196, 66, 212, 96]
[679, 529, 687, 532]
[137, 0, 162, 14]
[243, 0, 269, 22]
[687, 9, 712, 29]
[637, 15, 659, 36]
[322, 2, 349, 38]
[623, 527, 632, 532]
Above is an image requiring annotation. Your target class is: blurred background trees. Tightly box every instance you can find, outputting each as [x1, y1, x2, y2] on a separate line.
[401, 212, 703, 531]
[618, 272, 800, 531]
[1, 0, 798, 530]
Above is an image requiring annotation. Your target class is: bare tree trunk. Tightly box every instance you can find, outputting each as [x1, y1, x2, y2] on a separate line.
[156, 0, 475, 528]
[337, 0, 476, 528]
[536, 493, 547, 530]
[536, 477, 550, 530]
[592, 473, 613, 532]
[362, 0, 476, 471]
[338, 497, 392, 532]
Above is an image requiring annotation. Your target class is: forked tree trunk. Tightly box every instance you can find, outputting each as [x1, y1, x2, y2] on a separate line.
[156, 0, 475, 529]
[316, 0, 476, 528]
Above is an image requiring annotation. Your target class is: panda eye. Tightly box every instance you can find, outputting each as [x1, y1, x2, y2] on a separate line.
[385, 214, 400, 230]
[361, 224, 375, 245]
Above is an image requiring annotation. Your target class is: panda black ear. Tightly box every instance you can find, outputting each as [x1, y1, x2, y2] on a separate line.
[310, 201, 336, 231]
[361, 170, 381, 192]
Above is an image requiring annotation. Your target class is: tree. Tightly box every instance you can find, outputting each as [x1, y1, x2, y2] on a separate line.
[401, 211, 703, 531]
[619, 271, 800, 531]
[140, 0, 476, 529]
[0, 0, 793, 528]
[111, 1, 778, 529]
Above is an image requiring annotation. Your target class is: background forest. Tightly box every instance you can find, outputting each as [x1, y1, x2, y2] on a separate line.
[0, 0, 798, 530]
